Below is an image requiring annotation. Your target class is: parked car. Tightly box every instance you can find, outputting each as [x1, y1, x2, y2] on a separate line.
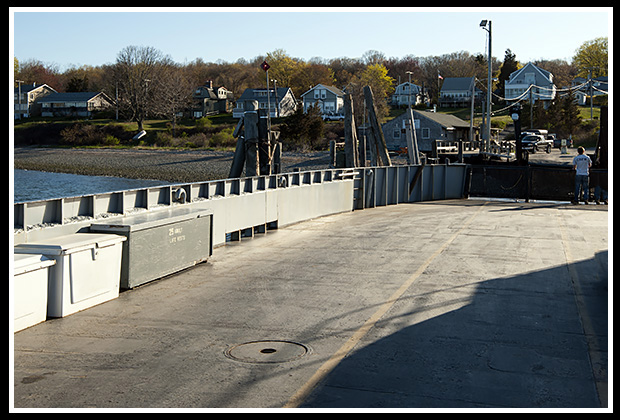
[521, 134, 552, 153]
[322, 113, 345, 121]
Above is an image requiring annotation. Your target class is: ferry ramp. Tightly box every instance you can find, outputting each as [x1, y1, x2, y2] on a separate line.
[12, 198, 608, 410]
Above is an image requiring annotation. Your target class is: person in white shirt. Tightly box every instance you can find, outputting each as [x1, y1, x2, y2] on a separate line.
[572, 146, 592, 204]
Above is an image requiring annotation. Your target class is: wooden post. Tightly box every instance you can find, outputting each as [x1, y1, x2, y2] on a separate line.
[358, 127, 366, 167]
[405, 108, 420, 165]
[272, 141, 282, 174]
[228, 136, 246, 178]
[257, 109, 271, 175]
[244, 111, 259, 177]
[343, 93, 359, 168]
[363, 86, 391, 166]
[366, 129, 378, 167]
[229, 114, 246, 178]
[329, 140, 336, 168]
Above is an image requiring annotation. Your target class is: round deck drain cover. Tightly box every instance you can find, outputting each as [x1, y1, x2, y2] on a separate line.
[225, 340, 310, 364]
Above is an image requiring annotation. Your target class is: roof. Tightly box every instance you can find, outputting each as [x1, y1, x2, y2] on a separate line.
[440, 77, 476, 92]
[415, 110, 470, 129]
[506, 62, 553, 85]
[238, 87, 294, 102]
[383, 109, 471, 130]
[300, 84, 344, 98]
[14, 83, 56, 94]
[37, 92, 108, 103]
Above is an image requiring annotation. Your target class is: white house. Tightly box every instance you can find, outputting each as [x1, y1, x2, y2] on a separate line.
[38, 91, 114, 117]
[504, 62, 556, 105]
[300, 84, 344, 118]
[391, 81, 428, 107]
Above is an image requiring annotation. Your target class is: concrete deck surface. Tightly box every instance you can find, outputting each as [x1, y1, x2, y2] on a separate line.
[12, 199, 609, 411]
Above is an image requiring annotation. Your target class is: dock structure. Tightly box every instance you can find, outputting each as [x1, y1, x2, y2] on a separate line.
[12, 198, 608, 409]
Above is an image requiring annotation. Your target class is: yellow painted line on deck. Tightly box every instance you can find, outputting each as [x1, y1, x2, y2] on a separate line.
[284, 201, 487, 408]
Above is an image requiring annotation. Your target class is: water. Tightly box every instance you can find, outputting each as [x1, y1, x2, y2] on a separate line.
[13, 169, 174, 203]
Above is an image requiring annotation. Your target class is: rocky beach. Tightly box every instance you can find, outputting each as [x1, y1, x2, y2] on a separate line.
[13, 147, 336, 183]
[13, 145, 577, 185]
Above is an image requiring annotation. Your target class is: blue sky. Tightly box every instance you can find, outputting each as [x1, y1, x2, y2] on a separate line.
[11, 7, 611, 71]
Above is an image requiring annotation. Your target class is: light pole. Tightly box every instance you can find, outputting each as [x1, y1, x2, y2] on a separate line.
[480, 20, 492, 153]
[406, 71, 413, 109]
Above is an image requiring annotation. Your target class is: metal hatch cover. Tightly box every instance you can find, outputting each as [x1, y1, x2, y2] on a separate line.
[224, 340, 310, 364]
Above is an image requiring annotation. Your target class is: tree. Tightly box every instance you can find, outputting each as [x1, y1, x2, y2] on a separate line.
[572, 37, 608, 78]
[113, 45, 172, 131]
[15, 59, 61, 90]
[279, 104, 324, 151]
[290, 62, 335, 97]
[496, 49, 520, 102]
[263, 49, 303, 90]
[64, 66, 91, 92]
[154, 64, 194, 137]
[348, 63, 395, 124]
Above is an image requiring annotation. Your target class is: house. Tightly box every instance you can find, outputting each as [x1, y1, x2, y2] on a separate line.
[233, 87, 297, 118]
[382, 110, 474, 152]
[14, 83, 56, 118]
[190, 81, 233, 117]
[504, 62, 556, 105]
[438, 77, 483, 108]
[571, 76, 608, 105]
[300, 84, 345, 118]
[38, 92, 114, 118]
[391, 81, 429, 107]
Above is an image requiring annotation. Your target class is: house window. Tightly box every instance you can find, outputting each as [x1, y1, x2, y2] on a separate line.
[421, 128, 430, 139]
[393, 128, 401, 139]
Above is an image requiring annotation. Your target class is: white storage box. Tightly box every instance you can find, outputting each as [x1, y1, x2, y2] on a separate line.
[13, 253, 55, 332]
[14, 233, 126, 318]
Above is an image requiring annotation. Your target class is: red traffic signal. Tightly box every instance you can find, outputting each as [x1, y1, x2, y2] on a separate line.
[261, 61, 270, 72]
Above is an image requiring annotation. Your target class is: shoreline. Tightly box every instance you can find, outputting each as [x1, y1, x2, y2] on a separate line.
[13, 147, 335, 183]
[13, 145, 581, 185]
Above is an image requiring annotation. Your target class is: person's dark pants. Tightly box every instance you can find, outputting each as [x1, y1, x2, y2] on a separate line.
[574, 174, 589, 202]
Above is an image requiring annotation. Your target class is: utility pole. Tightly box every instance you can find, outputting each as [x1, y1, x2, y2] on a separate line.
[469, 78, 475, 144]
[588, 68, 593, 120]
[529, 85, 533, 129]
[261, 61, 271, 133]
[480, 20, 492, 153]
[582, 66, 600, 120]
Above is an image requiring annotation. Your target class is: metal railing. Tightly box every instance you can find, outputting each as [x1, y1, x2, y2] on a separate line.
[14, 163, 470, 246]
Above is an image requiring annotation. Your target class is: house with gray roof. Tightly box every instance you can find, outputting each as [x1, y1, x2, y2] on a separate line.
[391, 81, 429, 107]
[382, 110, 474, 152]
[233, 87, 296, 118]
[38, 91, 114, 117]
[191, 81, 233, 117]
[300, 84, 345, 119]
[14, 83, 56, 118]
[439, 77, 483, 108]
[504, 62, 556, 104]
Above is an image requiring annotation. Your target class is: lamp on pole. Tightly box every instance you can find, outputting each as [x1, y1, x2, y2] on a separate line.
[406, 71, 413, 109]
[480, 20, 492, 153]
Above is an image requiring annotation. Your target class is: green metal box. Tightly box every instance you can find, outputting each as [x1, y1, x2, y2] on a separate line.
[90, 207, 213, 289]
